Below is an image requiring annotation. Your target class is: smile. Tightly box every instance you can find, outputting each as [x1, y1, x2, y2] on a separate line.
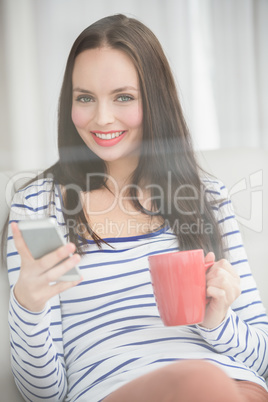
[91, 130, 127, 147]
[92, 131, 125, 140]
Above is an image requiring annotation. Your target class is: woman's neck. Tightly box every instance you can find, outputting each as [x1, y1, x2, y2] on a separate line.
[105, 156, 139, 191]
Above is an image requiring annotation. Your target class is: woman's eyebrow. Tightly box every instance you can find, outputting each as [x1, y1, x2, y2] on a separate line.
[110, 86, 139, 94]
[73, 87, 92, 93]
[72, 86, 138, 94]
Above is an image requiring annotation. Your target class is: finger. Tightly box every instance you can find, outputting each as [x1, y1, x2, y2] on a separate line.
[11, 222, 33, 261]
[42, 253, 81, 283]
[49, 277, 83, 297]
[212, 259, 239, 278]
[206, 285, 227, 302]
[207, 282, 240, 306]
[207, 270, 241, 300]
[205, 252, 215, 263]
[206, 265, 239, 287]
[38, 242, 77, 271]
[207, 269, 230, 290]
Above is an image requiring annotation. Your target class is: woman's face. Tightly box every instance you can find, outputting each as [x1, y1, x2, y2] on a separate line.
[71, 47, 143, 164]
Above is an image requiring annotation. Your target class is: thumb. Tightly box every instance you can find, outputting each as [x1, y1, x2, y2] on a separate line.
[205, 251, 215, 263]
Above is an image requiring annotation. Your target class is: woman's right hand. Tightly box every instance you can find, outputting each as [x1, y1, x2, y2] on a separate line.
[11, 222, 82, 312]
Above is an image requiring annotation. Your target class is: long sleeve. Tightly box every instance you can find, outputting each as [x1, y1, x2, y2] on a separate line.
[195, 181, 268, 379]
[7, 180, 68, 401]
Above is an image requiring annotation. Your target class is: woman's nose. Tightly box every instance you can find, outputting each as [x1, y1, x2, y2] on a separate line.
[95, 102, 115, 126]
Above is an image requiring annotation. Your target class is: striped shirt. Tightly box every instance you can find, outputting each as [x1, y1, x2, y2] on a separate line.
[7, 178, 268, 401]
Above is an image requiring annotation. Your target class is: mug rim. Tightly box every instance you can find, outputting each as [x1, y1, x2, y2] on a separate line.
[148, 249, 204, 261]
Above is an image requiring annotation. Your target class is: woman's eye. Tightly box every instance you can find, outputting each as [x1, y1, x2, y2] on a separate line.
[117, 95, 133, 102]
[76, 96, 93, 103]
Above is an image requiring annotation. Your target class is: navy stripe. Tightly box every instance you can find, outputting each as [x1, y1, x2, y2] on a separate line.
[6, 177, 268, 400]
[25, 189, 56, 200]
[12, 372, 60, 400]
[218, 215, 235, 224]
[79, 225, 170, 244]
[64, 315, 159, 349]
[231, 259, 248, 266]
[10, 326, 50, 349]
[73, 326, 150, 363]
[233, 300, 261, 312]
[61, 282, 151, 304]
[6, 251, 18, 258]
[74, 358, 140, 400]
[12, 340, 53, 359]
[79, 246, 178, 271]
[222, 230, 240, 238]
[11, 202, 56, 212]
[225, 244, 243, 252]
[69, 357, 111, 393]
[63, 303, 156, 334]
[17, 179, 53, 192]
[78, 267, 148, 285]
[61, 294, 154, 318]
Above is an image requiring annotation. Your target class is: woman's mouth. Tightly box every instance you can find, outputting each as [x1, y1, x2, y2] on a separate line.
[91, 130, 127, 147]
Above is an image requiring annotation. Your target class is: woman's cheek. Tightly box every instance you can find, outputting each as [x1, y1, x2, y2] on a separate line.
[71, 107, 89, 129]
[121, 105, 143, 128]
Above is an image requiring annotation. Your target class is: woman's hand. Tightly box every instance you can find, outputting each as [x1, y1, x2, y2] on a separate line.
[11, 222, 82, 312]
[200, 252, 241, 329]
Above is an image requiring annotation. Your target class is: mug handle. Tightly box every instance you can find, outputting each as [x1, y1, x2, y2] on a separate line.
[204, 261, 214, 304]
[205, 261, 214, 271]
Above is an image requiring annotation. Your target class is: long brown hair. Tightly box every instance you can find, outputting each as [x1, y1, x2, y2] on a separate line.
[6, 14, 224, 258]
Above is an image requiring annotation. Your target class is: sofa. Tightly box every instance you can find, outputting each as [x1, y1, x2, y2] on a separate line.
[0, 148, 267, 400]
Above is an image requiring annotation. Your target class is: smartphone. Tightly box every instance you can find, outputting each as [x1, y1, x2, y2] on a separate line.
[18, 218, 82, 281]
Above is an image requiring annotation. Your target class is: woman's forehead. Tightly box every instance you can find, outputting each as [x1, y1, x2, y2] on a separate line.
[72, 48, 140, 95]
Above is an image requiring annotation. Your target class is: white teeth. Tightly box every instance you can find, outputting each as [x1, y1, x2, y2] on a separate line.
[94, 131, 124, 139]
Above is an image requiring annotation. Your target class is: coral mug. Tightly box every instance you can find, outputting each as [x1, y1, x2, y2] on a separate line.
[148, 249, 214, 326]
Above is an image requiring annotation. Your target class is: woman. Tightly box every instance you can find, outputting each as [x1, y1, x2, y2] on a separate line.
[7, 14, 268, 402]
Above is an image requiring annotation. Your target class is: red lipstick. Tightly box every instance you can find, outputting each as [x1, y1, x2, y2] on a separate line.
[91, 130, 127, 147]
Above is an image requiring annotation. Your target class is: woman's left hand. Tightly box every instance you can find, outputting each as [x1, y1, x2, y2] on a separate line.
[199, 252, 241, 329]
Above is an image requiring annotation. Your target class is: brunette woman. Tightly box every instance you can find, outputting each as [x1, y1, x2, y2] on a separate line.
[7, 14, 268, 402]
